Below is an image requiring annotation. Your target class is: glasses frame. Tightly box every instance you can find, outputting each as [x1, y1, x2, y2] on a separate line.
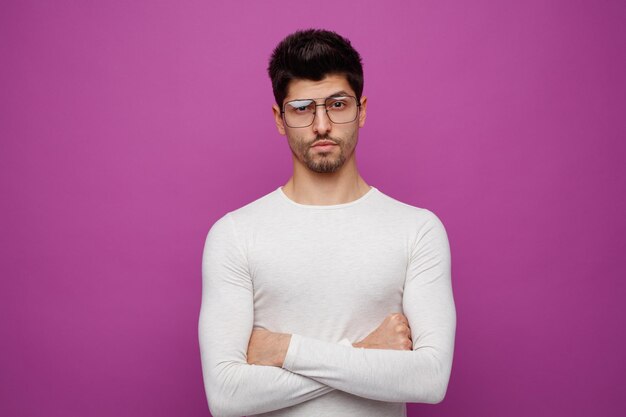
[281, 95, 361, 128]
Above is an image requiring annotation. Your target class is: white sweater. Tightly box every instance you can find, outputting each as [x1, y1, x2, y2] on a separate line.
[199, 186, 456, 417]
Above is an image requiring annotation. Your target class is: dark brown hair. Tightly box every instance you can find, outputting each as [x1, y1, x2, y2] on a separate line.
[268, 29, 364, 107]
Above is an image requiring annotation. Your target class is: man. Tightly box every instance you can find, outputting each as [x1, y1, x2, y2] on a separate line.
[198, 29, 456, 417]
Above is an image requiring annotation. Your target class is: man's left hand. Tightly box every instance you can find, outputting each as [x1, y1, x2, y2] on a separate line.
[247, 328, 292, 367]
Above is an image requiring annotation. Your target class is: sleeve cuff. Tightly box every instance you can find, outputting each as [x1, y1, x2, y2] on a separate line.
[282, 333, 301, 370]
[283, 335, 354, 370]
[338, 337, 353, 347]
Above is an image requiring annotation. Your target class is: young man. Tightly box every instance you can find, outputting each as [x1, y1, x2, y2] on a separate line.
[199, 29, 456, 417]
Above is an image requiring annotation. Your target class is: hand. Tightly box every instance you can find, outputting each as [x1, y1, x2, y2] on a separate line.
[246, 328, 292, 367]
[353, 313, 413, 350]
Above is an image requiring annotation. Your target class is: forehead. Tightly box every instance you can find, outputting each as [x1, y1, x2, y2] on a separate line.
[285, 74, 355, 102]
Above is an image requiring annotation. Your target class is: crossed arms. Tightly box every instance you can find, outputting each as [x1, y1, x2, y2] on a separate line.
[198, 213, 456, 417]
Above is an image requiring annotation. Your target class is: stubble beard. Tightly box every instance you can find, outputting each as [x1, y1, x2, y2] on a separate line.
[291, 133, 357, 174]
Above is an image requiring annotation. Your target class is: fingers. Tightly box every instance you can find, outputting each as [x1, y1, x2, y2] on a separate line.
[395, 324, 411, 336]
[390, 313, 412, 347]
[390, 312, 409, 327]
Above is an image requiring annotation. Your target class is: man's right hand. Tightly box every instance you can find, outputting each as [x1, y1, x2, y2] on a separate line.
[353, 313, 413, 351]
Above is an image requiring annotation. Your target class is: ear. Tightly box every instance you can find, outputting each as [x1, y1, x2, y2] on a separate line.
[358, 96, 367, 128]
[272, 104, 286, 135]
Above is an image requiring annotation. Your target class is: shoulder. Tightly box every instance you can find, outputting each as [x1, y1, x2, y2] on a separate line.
[373, 188, 446, 230]
[206, 188, 282, 236]
[226, 188, 283, 230]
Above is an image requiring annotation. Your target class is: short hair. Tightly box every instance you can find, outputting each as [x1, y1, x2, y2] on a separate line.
[268, 29, 364, 107]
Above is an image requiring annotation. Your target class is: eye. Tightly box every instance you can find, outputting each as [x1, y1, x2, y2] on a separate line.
[327, 97, 349, 110]
[286, 99, 314, 114]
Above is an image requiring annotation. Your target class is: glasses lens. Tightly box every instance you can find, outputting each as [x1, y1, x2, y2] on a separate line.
[325, 96, 358, 124]
[284, 99, 315, 128]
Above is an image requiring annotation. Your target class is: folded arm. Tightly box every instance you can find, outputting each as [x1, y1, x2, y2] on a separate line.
[254, 210, 457, 403]
[198, 214, 334, 417]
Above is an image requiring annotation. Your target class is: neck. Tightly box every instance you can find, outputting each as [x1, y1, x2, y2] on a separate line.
[282, 154, 371, 205]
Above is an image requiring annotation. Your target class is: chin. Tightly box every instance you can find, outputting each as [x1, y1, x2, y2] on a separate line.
[307, 157, 346, 173]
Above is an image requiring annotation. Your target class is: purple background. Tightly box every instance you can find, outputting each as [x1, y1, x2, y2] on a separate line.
[1, 1, 625, 416]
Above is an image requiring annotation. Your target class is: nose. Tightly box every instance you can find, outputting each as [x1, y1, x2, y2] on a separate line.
[312, 104, 331, 135]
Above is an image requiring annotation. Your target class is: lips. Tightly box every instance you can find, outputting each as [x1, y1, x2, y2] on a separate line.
[311, 140, 337, 147]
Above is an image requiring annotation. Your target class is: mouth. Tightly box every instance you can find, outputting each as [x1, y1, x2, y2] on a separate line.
[311, 140, 338, 148]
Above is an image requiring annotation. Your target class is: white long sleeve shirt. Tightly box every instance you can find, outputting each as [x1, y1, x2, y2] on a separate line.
[198, 186, 456, 417]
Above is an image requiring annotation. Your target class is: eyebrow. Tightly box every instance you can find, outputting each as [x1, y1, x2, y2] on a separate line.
[287, 91, 352, 102]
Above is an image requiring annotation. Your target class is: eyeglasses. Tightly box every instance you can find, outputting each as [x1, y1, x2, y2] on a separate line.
[281, 95, 361, 128]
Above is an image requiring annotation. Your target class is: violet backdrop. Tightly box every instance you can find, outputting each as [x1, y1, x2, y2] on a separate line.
[1, 1, 625, 416]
